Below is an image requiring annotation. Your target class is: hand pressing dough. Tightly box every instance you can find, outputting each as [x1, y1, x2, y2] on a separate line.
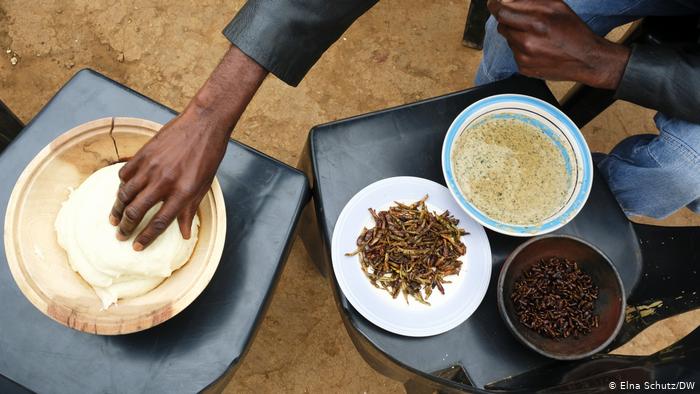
[55, 163, 199, 309]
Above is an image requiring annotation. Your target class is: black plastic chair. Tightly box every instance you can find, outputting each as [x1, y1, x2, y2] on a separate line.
[487, 325, 700, 392]
[298, 75, 700, 393]
[0, 70, 311, 394]
[375, 222, 700, 393]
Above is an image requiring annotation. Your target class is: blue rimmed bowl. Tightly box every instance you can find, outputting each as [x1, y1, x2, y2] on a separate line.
[441, 94, 593, 236]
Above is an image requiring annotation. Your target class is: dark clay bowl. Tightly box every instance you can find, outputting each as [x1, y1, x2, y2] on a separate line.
[497, 235, 625, 360]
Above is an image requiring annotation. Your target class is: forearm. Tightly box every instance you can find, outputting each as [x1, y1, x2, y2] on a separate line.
[184, 45, 268, 140]
[111, 47, 268, 247]
[582, 39, 630, 90]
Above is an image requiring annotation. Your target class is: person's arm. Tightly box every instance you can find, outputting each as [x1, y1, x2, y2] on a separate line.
[615, 44, 700, 124]
[109, 45, 267, 250]
[111, 0, 378, 250]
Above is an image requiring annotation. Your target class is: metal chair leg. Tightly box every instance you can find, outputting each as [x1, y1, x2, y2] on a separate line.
[560, 85, 617, 129]
[462, 0, 489, 50]
[0, 99, 23, 150]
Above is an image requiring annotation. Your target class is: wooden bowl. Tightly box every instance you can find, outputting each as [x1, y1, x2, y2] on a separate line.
[497, 235, 625, 360]
[4, 117, 226, 335]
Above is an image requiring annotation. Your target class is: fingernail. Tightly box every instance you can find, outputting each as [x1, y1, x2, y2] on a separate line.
[134, 242, 144, 251]
[116, 230, 128, 241]
[109, 215, 119, 226]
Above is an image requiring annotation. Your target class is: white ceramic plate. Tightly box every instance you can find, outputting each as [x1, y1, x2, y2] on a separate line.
[332, 177, 492, 337]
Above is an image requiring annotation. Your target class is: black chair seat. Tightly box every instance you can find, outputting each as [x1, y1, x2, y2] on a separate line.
[0, 69, 310, 393]
[298, 75, 699, 392]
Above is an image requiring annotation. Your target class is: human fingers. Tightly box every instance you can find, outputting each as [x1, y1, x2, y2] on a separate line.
[496, 26, 532, 54]
[109, 175, 148, 225]
[177, 185, 210, 239]
[493, 4, 545, 33]
[116, 185, 162, 241]
[117, 155, 143, 183]
[176, 205, 196, 240]
[487, 0, 505, 18]
[487, 0, 523, 17]
[133, 198, 186, 250]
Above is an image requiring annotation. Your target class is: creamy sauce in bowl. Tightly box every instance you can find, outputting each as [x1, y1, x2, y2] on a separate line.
[451, 115, 574, 226]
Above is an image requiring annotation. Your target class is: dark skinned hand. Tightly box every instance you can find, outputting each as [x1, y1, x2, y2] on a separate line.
[109, 45, 267, 250]
[488, 0, 631, 90]
[109, 111, 229, 250]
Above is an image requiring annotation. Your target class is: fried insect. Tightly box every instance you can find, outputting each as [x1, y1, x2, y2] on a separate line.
[346, 195, 468, 305]
[511, 256, 600, 339]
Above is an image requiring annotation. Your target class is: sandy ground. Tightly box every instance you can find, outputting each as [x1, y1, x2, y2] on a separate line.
[1, 1, 699, 393]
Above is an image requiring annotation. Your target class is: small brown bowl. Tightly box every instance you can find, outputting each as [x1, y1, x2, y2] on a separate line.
[497, 235, 625, 360]
[4, 117, 226, 335]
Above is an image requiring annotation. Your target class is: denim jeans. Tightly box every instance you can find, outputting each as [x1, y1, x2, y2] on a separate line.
[475, 0, 700, 219]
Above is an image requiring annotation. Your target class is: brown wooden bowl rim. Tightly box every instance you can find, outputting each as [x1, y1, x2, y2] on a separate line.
[4, 117, 227, 335]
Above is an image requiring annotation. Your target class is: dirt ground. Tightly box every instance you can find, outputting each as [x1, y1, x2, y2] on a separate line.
[1, 1, 698, 393]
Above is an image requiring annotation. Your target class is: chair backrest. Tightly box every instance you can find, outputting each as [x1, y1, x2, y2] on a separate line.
[486, 326, 700, 392]
[641, 15, 700, 46]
